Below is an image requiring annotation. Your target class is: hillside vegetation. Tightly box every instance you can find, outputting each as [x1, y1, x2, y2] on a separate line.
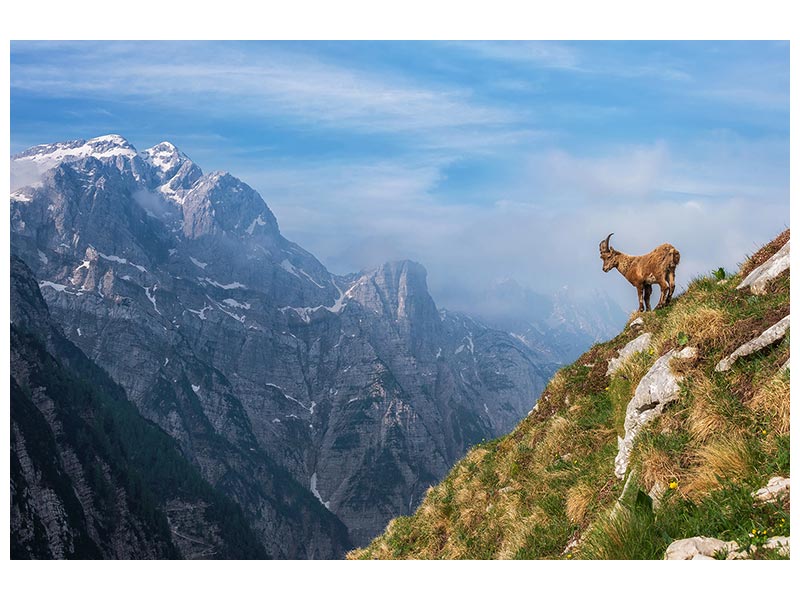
[350, 230, 790, 560]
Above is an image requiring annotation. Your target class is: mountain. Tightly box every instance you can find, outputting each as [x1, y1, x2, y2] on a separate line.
[453, 278, 627, 368]
[10, 256, 267, 559]
[350, 231, 790, 560]
[10, 134, 553, 553]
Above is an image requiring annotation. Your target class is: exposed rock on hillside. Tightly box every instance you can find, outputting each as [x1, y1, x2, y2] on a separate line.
[737, 240, 790, 295]
[615, 346, 697, 479]
[715, 315, 790, 372]
[753, 476, 790, 505]
[606, 332, 652, 376]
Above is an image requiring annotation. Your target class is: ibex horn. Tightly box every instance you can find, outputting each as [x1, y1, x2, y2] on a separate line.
[604, 232, 614, 250]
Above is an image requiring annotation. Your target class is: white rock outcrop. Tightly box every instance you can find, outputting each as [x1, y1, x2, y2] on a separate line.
[614, 347, 697, 479]
[664, 536, 737, 560]
[753, 476, 790, 504]
[761, 536, 790, 556]
[715, 315, 790, 372]
[607, 333, 653, 376]
[737, 240, 790, 295]
[665, 535, 790, 560]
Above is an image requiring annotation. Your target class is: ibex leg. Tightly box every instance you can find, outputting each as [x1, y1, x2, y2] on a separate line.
[666, 269, 676, 304]
[654, 279, 668, 309]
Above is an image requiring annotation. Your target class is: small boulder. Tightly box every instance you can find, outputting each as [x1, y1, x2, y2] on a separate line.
[607, 332, 653, 376]
[737, 239, 790, 295]
[715, 315, 790, 372]
[762, 536, 790, 557]
[753, 476, 790, 504]
[664, 536, 737, 560]
[614, 346, 697, 479]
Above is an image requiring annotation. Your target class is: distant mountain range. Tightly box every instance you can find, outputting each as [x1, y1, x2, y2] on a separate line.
[446, 278, 628, 368]
[10, 134, 622, 557]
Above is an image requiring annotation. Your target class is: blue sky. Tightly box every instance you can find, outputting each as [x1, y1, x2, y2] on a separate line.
[10, 41, 790, 312]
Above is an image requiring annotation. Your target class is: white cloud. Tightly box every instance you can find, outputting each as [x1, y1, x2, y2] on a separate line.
[527, 142, 670, 201]
[11, 43, 516, 141]
[448, 41, 581, 70]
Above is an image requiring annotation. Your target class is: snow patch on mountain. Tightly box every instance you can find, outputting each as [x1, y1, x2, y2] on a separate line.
[246, 215, 267, 235]
[222, 298, 250, 310]
[199, 277, 246, 290]
[187, 304, 212, 320]
[10, 189, 35, 203]
[144, 285, 161, 315]
[97, 251, 147, 273]
[140, 141, 186, 174]
[39, 280, 83, 295]
[310, 472, 331, 510]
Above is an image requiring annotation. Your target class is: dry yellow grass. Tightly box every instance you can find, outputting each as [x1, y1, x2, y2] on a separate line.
[686, 373, 741, 441]
[682, 435, 751, 499]
[655, 305, 728, 350]
[566, 482, 594, 524]
[495, 445, 524, 487]
[534, 415, 576, 463]
[638, 447, 681, 492]
[616, 351, 655, 385]
[749, 371, 790, 435]
[492, 497, 537, 559]
[454, 485, 489, 529]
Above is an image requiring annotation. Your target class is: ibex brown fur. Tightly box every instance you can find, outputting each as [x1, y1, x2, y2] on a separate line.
[599, 233, 680, 312]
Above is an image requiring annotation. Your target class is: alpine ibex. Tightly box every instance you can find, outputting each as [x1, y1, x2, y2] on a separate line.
[599, 233, 680, 312]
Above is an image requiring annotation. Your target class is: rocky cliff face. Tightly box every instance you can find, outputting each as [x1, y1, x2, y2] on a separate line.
[10, 256, 268, 559]
[10, 134, 552, 552]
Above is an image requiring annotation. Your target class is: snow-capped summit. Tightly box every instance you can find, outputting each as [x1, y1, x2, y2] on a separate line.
[11, 134, 139, 190]
[140, 141, 190, 178]
[14, 134, 137, 164]
[139, 141, 203, 204]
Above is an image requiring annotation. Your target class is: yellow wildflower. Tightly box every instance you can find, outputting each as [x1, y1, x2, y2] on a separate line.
[669, 481, 678, 490]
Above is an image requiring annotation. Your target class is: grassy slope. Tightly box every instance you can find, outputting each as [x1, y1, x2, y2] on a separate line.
[350, 230, 790, 560]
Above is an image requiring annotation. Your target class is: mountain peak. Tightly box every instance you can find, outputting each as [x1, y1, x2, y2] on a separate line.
[11, 134, 141, 191]
[89, 133, 133, 147]
[13, 133, 137, 163]
[180, 170, 279, 239]
[140, 140, 192, 179]
[371, 259, 427, 280]
[351, 259, 437, 329]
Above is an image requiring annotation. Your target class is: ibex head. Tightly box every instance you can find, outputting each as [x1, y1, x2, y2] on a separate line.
[599, 232, 618, 272]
